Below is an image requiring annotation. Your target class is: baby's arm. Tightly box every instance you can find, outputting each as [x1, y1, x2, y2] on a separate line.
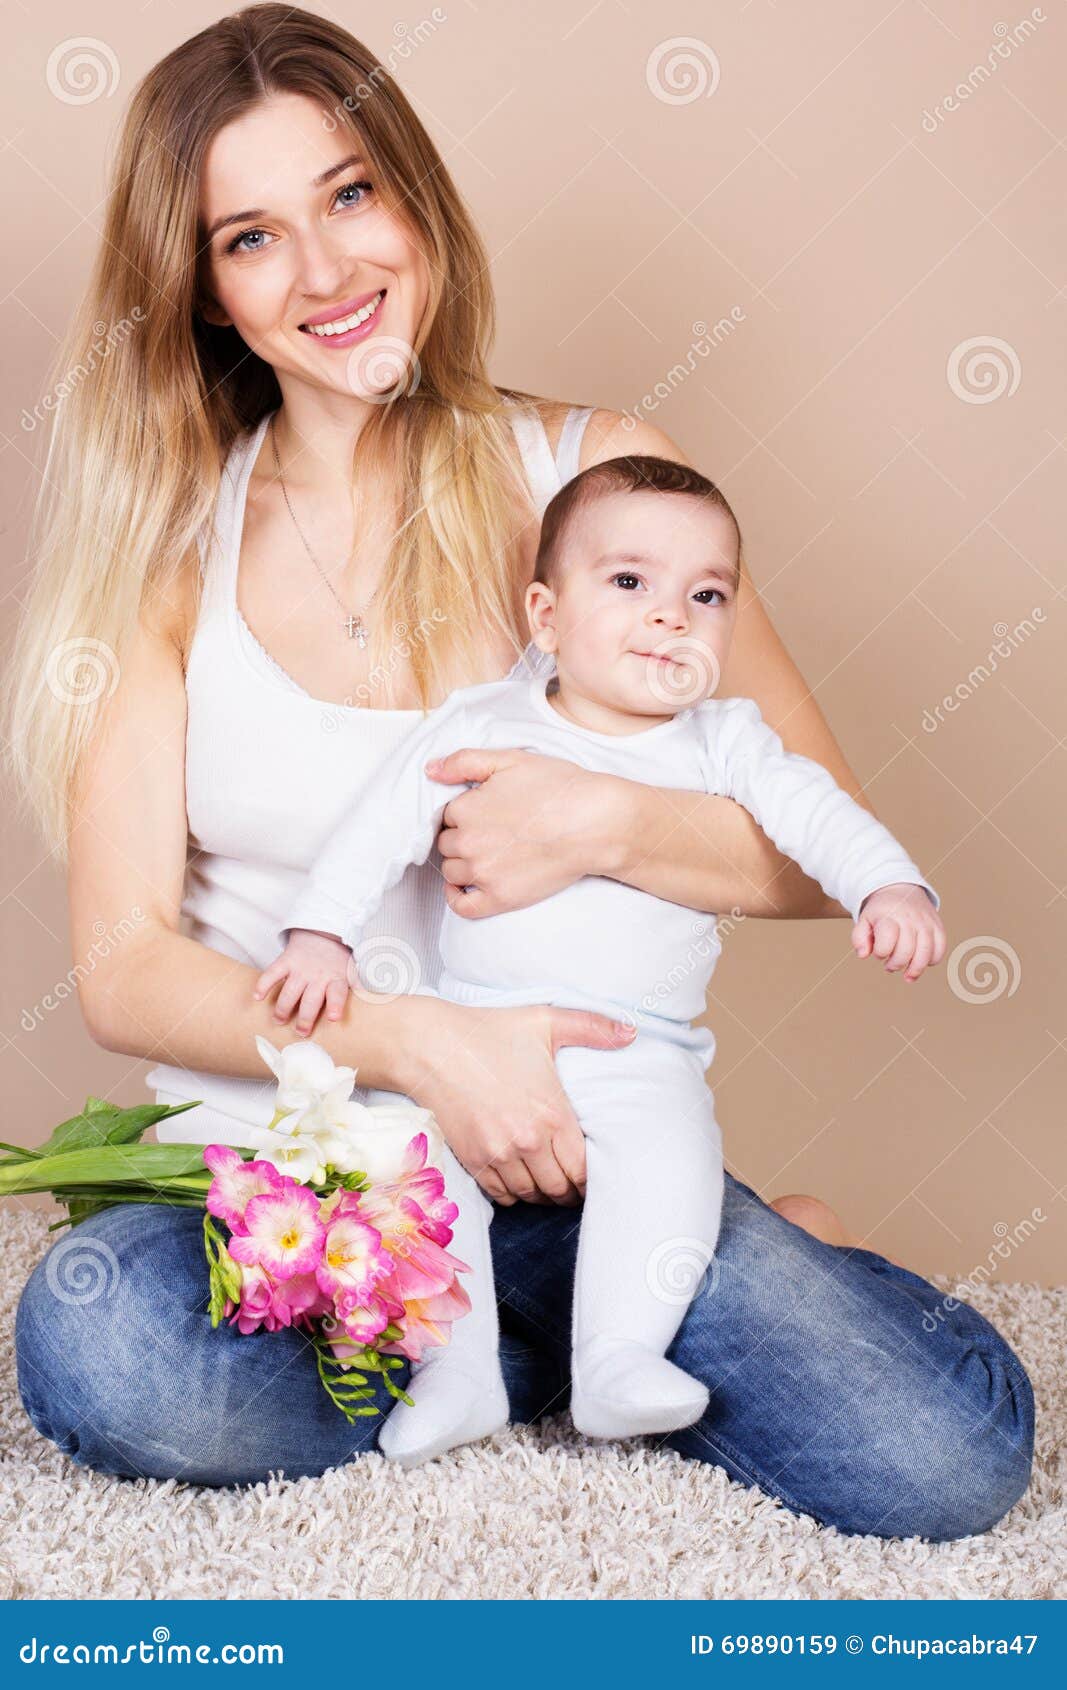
[253, 695, 478, 1031]
[702, 698, 945, 981]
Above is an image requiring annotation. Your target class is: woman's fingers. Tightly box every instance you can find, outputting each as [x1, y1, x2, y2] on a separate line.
[550, 1006, 636, 1053]
[513, 1136, 582, 1204]
[475, 1164, 515, 1205]
[546, 1123, 587, 1200]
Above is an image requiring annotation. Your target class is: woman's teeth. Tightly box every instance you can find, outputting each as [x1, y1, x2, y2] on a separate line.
[302, 290, 385, 336]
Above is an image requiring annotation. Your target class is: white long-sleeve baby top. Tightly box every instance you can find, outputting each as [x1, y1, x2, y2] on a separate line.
[278, 670, 939, 1032]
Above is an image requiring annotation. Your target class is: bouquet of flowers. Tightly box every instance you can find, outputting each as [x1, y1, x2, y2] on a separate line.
[0, 1036, 471, 1422]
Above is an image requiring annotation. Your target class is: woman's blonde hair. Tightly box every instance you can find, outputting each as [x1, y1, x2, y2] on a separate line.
[3, 2, 544, 860]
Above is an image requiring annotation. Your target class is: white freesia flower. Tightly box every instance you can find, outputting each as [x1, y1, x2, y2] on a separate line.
[241, 1123, 326, 1185]
[325, 1099, 444, 1183]
[251, 1036, 443, 1184]
[254, 1035, 357, 1136]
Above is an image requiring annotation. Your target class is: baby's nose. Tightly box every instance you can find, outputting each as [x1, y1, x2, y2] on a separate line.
[649, 601, 688, 631]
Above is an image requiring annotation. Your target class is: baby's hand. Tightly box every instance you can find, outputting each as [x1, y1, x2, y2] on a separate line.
[852, 884, 946, 982]
[252, 929, 353, 1035]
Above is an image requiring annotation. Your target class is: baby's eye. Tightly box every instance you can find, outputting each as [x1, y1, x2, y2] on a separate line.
[693, 588, 726, 606]
[609, 572, 642, 591]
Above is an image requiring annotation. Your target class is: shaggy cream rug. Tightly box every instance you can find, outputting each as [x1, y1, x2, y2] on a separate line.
[0, 1210, 1062, 1601]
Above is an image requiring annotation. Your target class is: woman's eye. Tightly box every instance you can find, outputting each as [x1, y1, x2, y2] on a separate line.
[224, 179, 373, 255]
[334, 179, 373, 209]
[226, 227, 272, 256]
[610, 573, 642, 591]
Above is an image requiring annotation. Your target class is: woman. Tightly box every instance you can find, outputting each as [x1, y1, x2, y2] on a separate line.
[4, 6, 1032, 1537]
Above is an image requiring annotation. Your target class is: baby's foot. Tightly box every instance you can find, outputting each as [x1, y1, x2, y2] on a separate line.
[570, 1336, 709, 1438]
[376, 1353, 509, 1468]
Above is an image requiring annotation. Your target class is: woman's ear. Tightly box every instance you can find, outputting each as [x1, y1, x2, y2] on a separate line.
[525, 579, 559, 653]
[196, 292, 233, 328]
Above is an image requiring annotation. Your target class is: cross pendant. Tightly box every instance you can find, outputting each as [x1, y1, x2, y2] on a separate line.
[344, 614, 368, 650]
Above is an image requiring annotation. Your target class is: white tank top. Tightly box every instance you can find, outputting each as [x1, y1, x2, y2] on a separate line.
[150, 398, 595, 1144]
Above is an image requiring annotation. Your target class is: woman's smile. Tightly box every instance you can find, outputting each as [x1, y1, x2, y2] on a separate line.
[298, 286, 387, 345]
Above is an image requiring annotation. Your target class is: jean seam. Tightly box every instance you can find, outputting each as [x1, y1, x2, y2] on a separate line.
[669, 1418, 822, 1527]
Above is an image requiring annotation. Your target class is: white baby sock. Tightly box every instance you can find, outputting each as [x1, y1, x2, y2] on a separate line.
[570, 1334, 710, 1438]
[377, 1147, 508, 1468]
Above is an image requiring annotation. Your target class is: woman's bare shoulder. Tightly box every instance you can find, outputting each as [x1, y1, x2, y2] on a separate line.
[510, 393, 694, 471]
[577, 407, 697, 471]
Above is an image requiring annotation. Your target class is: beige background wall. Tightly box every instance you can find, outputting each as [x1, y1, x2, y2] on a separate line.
[2, 2, 1063, 1280]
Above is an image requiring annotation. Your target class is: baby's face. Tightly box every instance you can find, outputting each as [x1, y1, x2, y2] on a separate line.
[530, 489, 740, 717]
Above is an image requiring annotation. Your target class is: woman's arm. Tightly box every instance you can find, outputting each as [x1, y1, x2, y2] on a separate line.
[67, 577, 423, 1081]
[67, 574, 633, 1206]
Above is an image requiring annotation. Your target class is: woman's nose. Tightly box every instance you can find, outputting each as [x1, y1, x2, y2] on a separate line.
[294, 230, 353, 298]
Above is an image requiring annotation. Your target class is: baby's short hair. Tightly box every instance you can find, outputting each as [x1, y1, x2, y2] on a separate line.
[532, 455, 742, 590]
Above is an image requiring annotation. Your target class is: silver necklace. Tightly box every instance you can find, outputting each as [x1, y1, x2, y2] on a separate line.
[269, 415, 377, 650]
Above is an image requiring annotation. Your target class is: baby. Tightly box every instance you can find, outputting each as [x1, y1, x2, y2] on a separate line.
[253, 454, 945, 1468]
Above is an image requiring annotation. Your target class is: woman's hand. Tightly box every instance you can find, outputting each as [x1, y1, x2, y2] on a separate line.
[396, 995, 636, 1205]
[426, 748, 622, 916]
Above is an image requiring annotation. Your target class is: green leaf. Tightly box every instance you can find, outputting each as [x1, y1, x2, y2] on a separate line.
[36, 1098, 202, 1159]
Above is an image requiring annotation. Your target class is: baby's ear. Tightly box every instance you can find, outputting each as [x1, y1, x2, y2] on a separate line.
[525, 578, 558, 651]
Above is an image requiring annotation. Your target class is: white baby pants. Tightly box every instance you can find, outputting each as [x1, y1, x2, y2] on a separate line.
[367, 1019, 724, 1435]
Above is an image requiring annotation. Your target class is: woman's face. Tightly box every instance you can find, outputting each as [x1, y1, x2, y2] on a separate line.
[198, 92, 430, 400]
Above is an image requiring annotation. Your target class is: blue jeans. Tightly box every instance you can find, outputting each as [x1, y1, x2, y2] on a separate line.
[15, 1173, 1033, 1540]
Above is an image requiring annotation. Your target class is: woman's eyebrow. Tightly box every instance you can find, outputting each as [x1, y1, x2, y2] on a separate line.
[205, 154, 367, 241]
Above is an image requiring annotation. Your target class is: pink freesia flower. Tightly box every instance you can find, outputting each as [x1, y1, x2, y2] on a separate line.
[354, 1187, 470, 1301]
[226, 1263, 279, 1335]
[379, 1280, 473, 1362]
[270, 1271, 332, 1329]
[317, 1211, 394, 1304]
[204, 1144, 285, 1234]
[332, 1286, 393, 1346]
[370, 1133, 460, 1246]
[229, 1185, 326, 1280]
